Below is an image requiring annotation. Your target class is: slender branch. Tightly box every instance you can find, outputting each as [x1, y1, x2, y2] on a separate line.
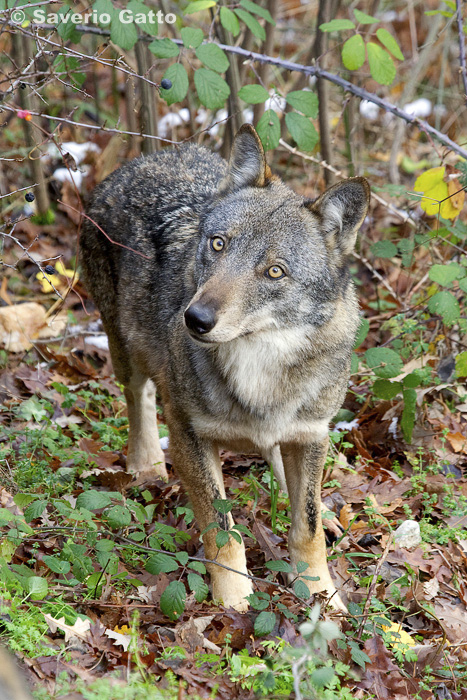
[4, 20, 467, 159]
[456, 0, 467, 104]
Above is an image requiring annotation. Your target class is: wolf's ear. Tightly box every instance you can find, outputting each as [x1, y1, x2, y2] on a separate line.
[219, 124, 272, 194]
[306, 177, 370, 255]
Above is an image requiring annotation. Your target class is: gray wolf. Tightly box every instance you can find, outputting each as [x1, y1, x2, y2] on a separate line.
[80, 125, 370, 611]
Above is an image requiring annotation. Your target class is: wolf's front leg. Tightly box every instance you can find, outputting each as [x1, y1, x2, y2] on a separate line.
[168, 425, 253, 611]
[281, 438, 346, 611]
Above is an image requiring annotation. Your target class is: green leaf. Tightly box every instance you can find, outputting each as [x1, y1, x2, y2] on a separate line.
[194, 68, 230, 109]
[350, 644, 371, 668]
[176, 551, 189, 566]
[342, 34, 366, 71]
[285, 90, 318, 118]
[455, 351, 467, 378]
[145, 553, 179, 575]
[148, 38, 180, 58]
[239, 0, 275, 24]
[24, 500, 47, 522]
[254, 611, 276, 636]
[429, 263, 464, 286]
[401, 387, 417, 443]
[319, 19, 355, 32]
[215, 530, 230, 548]
[354, 8, 379, 24]
[354, 317, 369, 348]
[403, 372, 421, 388]
[428, 291, 460, 325]
[95, 539, 115, 552]
[127, 0, 158, 36]
[296, 561, 309, 574]
[265, 559, 293, 573]
[56, 5, 81, 43]
[294, 579, 310, 599]
[365, 347, 403, 378]
[196, 43, 230, 73]
[160, 64, 189, 106]
[311, 666, 335, 688]
[285, 112, 318, 152]
[181, 27, 204, 48]
[234, 8, 266, 40]
[110, 14, 138, 51]
[459, 278, 467, 293]
[372, 379, 402, 399]
[188, 560, 207, 574]
[376, 28, 404, 60]
[220, 6, 240, 36]
[367, 42, 396, 85]
[370, 240, 398, 258]
[106, 505, 132, 529]
[160, 580, 186, 621]
[76, 490, 113, 511]
[42, 556, 70, 575]
[238, 84, 270, 104]
[187, 572, 209, 602]
[27, 576, 48, 600]
[184, 0, 216, 14]
[257, 109, 280, 151]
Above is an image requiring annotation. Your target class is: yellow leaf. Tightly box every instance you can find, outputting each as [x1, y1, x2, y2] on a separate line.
[55, 261, 77, 279]
[414, 166, 445, 192]
[382, 621, 416, 650]
[36, 272, 60, 293]
[414, 167, 448, 216]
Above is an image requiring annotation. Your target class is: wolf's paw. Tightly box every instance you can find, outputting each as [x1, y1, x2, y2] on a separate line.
[213, 573, 253, 612]
[127, 442, 168, 481]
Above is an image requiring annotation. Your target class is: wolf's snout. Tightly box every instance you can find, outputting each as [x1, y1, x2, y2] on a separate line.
[184, 303, 217, 335]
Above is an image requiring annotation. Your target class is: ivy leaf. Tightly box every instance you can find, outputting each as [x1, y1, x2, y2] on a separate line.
[160, 64, 189, 105]
[285, 112, 318, 152]
[148, 38, 180, 58]
[367, 42, 396, 85]
[365, 347, 403, 378]
[401, 387, 417, 443]
[254, 611, 276, 636]
[373, 379, 402, 399]
[238, 84, 270, 104]
[285, 90, 318, 118]
[181, 27, 204, 48]
[427, 291, 460, 326]
[145, 553, 179, 575]
[240, 0, 275, 25]
[428, 263, 464, 286]
[370, 240, 398, 258]
[319, 19, 355, 32]
[187, 572, 209, 602]
[160, 580, 186, 621]
[342, 34, 366, 70]
[354, 8, 379, 24]
[110, 14, 138, 50]
[196, 43, 230, 73]
[376, 28, 404, 60]
[234, 8, 266, 40]
[220, 6, 240, 36]
[194, 68, 230, 109]
[184, 0, 216, 14]
[256, 109, 280, 151]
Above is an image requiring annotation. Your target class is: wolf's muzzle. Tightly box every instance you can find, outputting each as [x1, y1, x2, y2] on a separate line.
[184, 303, 217, 335]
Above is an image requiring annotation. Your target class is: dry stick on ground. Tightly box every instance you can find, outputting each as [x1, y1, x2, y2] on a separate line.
[135, 41, 159, 155]
[7, 21, 467, 160]
[10, 33, 50, 217]
[253, 0, 278, 124]
[389, 15, 443, 184]
[456, 0, 467, 104]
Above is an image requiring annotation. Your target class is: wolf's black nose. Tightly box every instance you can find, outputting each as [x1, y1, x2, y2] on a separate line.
[184, 303, 216, 335]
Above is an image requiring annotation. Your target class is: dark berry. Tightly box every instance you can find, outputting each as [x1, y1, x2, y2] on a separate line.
[161, 79, 172, 90]
[20, 82, 26, 90]
[25, 192, 35, 202]
[44, 265, 55, 275]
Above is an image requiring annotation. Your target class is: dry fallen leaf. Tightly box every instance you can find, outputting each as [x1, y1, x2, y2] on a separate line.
[105, 628, 131, 651]
[42, 614, 90, 643]
[0, 303, 67, 352]
[446, 431, 467, 454]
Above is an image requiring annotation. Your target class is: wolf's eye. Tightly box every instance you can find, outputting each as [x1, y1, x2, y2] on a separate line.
[210, 237, 225, 252]
[266, 265, 285, 279]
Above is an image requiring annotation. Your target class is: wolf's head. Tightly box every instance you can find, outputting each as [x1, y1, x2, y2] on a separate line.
[184, 124, 370, 346]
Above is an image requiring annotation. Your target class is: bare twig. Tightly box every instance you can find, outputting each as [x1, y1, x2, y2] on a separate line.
[456, 0, 467, 104]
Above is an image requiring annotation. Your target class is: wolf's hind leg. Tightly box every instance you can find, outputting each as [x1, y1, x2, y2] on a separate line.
[123, 374, 167, 479]
[169, 426, 253, 611]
